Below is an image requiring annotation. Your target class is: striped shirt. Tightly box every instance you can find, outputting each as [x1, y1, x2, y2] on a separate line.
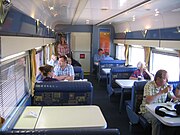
[54, 64, 74, 77]
[140, 81, 168, 114]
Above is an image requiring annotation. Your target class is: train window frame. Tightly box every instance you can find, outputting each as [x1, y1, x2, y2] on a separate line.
[128, 45, 144, 67]
[150, 48, 179, 81]
[0, 53, 30, 119]
[115, 44, 125, 60]
[35, 49, 44, 75]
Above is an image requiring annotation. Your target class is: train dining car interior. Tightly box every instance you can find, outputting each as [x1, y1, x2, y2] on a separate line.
[0, 0, 180, 135]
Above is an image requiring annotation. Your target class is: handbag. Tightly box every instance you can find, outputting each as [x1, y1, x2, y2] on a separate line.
[155, 104, 180, 117]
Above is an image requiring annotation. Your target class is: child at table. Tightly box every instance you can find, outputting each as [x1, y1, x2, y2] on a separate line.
[175, 83, 180, 100]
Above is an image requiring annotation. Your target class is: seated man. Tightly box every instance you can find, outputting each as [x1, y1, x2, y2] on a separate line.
[94, 48, 105, 64]
[93, 48, 105, 74]
[129, 61, 154, 80]
[104, 52, 114, 60]
[54, 55, 75, 81]
[140, 69, 179, 135]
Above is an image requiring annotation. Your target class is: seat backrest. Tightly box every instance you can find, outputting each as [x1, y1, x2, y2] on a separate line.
[166, 81, 180, 101]
[1, 129, 120, 135]
[33, 81, 93, 106]
[109, 67, 137, 88]
[99, 60, 125, 68]
[131, 81, 148, 113]
[73, 66, 84, 80]
[168, 81, 180, 91]
[97, 60, 126, 81]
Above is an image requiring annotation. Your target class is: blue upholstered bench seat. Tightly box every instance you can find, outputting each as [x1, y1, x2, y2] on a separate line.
[33, 81, 93, 106]
[97, 60, 126, 83]
[0, 128, 120, 135]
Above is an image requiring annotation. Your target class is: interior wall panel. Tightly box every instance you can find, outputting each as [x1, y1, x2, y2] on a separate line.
[1, 36, 45, 58]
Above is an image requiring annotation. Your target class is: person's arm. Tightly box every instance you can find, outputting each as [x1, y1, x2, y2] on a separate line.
[94, 54, 99, 63]
[144, 68, 154, 80]
[129, 76, 138, 80]
[54, 75, 67, 80]
[146, 86, 171, 104]
[129, 70, 138, 80]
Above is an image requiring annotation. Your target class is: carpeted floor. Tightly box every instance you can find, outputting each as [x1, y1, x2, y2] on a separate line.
[84, 75, 146, 135]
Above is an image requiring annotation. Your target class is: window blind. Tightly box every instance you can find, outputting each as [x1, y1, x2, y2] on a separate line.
[0, 57, 27, 119]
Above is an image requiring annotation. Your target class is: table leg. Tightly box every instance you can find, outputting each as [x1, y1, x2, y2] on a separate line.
[119, 88, 124, 113]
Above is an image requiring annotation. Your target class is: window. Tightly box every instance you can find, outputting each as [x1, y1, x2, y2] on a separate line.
[150, 48, 179, 81]
[35, 50, 43, 74]
[115, 44, 125, 60]
[0, 54, 29, 119]
[129, 45, 144, 67]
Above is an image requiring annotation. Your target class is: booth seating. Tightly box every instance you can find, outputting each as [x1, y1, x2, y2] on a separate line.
[107, 67, 137, 96]
[126, 80, 180, 133]
[0, 128, 120, 135]
[97, 60, 126, 83]
[73, 66, 84, 80]
[33, 81, 93, 106]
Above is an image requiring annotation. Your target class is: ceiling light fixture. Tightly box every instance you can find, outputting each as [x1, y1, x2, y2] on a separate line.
[101, 7, 109, 11]
[154, 9, 159, 16]
[132, 15, 135, 21]
[49, 6, 54, 10]
[85, 20, 89, 24]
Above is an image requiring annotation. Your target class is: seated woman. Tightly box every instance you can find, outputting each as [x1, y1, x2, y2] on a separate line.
[38, 64, 58, 81]
[129, 61, 154, 80]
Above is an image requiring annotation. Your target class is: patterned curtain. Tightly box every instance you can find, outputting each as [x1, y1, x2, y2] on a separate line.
[49, 44, 53, 58]
[124, 44, 129, 65]
[144, 46, 151, 69]
[30, 49, 37, 96]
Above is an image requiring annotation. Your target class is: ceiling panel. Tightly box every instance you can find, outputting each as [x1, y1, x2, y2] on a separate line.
[11, 0, 180, 29]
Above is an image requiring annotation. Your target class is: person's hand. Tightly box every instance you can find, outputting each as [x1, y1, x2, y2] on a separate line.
[161, 85, 173, 94]
[143, 68, 149, 73]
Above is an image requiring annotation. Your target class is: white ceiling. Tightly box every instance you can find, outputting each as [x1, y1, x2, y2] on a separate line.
[11, 0, 180, 30]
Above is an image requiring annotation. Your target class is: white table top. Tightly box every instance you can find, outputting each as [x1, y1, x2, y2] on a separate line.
[102, 68, 111, 74]
[115, 79, 137, 88]
[36, 105, 107, 129]
[14, 105, 107, 129]
[146, 103, 180, 126]
[14, 106, 42, 129]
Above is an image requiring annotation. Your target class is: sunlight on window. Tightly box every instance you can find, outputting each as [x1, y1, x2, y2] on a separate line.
[150, 53, 179, 81]
[129, 46, 144, 67]
[116, 45, 125, 60]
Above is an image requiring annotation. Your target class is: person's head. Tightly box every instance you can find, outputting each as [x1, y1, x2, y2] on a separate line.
[154, 69, 168, 87]
[58, 55, 68, 68]
[60, 36, 66, 43]
[105, 52, 109, 56]
[137, 61, 146, 71]
[98, 48, 104, 56]
[51, 54, 57, 61]
[175, 84, 180, 98]
[39, 64, 54, 77]
[67, 57, 72, 65]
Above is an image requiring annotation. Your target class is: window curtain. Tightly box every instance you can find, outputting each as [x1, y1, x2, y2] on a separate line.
[124, 44, 129, 65]
[43, 46, 46, 64]
[49, 44, 53, 59]
[144, 47, 151, 69]
[54, 42, 58, 57]
[30, 49, 37, 96]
